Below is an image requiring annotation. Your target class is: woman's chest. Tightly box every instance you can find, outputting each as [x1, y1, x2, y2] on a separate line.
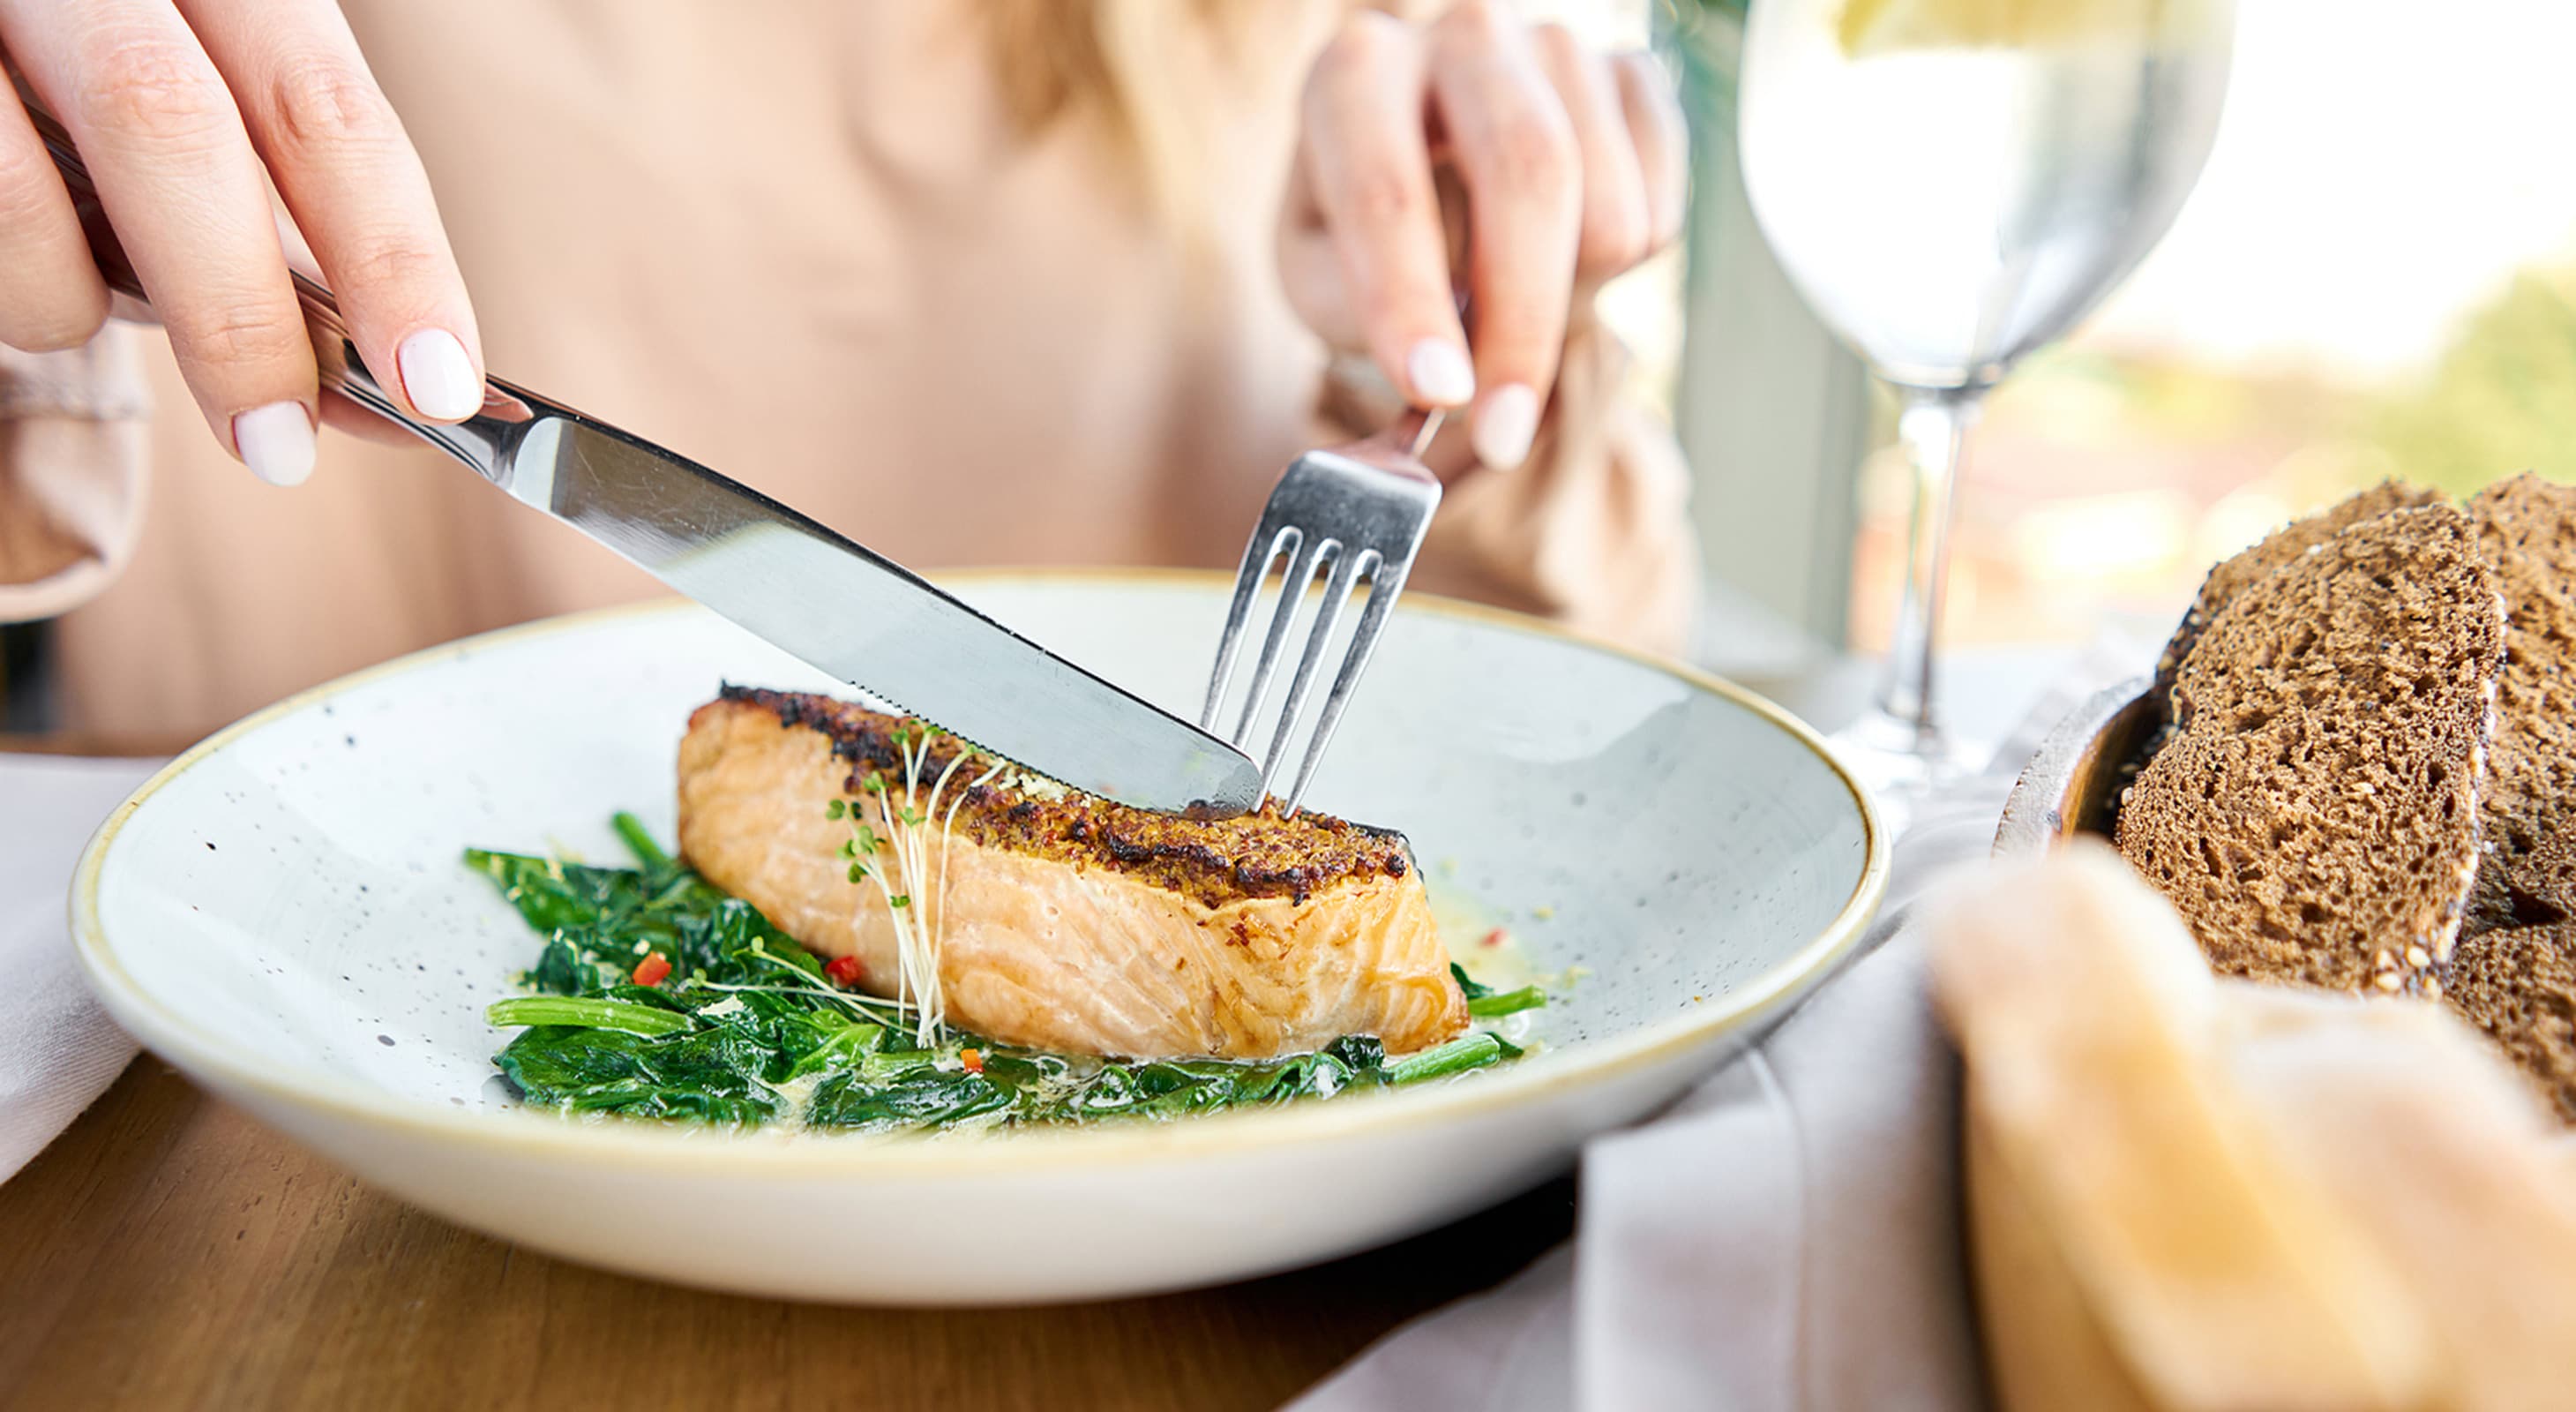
[328, 0, 1322, 567]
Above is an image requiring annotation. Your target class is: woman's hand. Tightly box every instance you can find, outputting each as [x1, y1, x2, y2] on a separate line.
[0, 0, 481, 485]
[1280, 2, 1688, 472]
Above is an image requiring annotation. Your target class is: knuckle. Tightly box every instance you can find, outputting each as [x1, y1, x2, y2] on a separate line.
[1624, 55, 1689, 132]
[1483, 348, 1554, 394]
[1435, 0, 1508, 42]
[1341, 163, 1427, 231]
[0, 155, 105, 349]
[1582, 214, 1651, 275]
[1320, 10, 1409, 72]
[1484, 109, 1576, 197]
[1650, 172, 1690, 246]
[333, 236, 445, 297]
[170, 302, 308, 372]
[1614, 49, 1665, 89]
[1531, 22, 1584, 66]
[1646, 207, 1684, 253]
[0, 142, 61, 224]
[77, 32, 234, 149]
[2, 295, 109, 354]
[262, 51, 397, 154]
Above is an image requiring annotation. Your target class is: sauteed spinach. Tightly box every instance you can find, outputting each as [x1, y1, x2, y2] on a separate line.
[472, 814, 1532, 1133]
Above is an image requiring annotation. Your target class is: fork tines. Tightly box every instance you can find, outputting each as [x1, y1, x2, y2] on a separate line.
[1202, 443, 1441, 816]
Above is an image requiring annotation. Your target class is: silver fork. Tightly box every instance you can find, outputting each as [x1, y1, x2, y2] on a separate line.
[1202, 409, 1445, 815]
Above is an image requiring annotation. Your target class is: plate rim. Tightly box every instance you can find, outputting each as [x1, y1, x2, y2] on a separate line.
[70, 569, 1888, 1175]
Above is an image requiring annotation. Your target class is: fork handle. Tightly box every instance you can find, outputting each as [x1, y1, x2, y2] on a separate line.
[31, 101, 548, 485]
[1397, 407, 1443, 459]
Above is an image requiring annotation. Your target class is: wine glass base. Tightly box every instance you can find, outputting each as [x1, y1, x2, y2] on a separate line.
[1826, 710, 1982, 841]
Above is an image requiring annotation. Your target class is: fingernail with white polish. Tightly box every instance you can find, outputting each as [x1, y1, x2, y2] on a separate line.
[1406, 339, 1475, 407]
[234, 402, 316, 487]
[398, 327, 483, 421]
[1473, 384, 1539, 469]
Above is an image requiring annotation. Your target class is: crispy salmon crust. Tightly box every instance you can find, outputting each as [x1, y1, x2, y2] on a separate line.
[675, 689, 1469, 1059]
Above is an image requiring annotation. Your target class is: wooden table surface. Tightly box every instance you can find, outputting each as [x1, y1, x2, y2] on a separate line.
[0, 734, 1574, 1411]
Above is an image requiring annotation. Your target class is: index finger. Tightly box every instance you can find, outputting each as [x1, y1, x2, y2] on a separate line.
[1302, 12, 1476, 409]
[5, 0, 320, 482]
[180, 0, 484, 423]
[1427, 5, 1580, 470]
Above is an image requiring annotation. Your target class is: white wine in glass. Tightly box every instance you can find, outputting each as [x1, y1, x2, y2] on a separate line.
[1738, 0, 2234, 825]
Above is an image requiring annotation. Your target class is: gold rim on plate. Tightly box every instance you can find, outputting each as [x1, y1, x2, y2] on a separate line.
[69, 570, 1889, 1175]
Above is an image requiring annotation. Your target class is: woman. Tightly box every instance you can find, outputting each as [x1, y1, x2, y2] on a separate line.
[0, 0, 1695, 739]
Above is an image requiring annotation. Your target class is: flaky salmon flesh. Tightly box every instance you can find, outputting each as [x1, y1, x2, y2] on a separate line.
[675, 688, 1469, 1059]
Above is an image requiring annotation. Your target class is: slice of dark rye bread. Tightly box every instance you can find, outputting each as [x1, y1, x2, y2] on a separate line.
[2115, 504, 2505, 995]
[2445, 476, 2576, 1122]
[2443, 923, 2576, 1123]
[2151, 480, 2444, 688]
[2463, 473, 2576, 932]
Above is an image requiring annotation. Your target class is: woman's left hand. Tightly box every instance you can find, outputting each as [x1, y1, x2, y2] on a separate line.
[1279, 2, 1688, 472]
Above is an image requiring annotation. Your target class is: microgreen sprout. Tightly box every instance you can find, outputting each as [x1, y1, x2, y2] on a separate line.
[821, 724, 1005, 1047]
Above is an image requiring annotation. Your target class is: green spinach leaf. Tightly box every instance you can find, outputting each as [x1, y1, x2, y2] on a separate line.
[474, 816, 1532, 1133]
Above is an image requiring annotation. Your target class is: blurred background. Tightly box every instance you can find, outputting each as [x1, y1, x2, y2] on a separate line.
[7, 0, 2565, 737]
[1646, 0, 2576, 688]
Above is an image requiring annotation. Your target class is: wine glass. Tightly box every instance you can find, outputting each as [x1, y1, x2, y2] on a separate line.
[1737, 0, 2235, 830]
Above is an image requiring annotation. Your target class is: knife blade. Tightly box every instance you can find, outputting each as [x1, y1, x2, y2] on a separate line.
[34, 109, 1265, 818]
[485, 402, 1267, 816]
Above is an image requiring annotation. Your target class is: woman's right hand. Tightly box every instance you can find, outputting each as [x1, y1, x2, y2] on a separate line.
[0, 0, 482, 486]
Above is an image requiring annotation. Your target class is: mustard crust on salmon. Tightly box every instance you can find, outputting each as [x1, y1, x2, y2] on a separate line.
[675, 687, 1469, 1059]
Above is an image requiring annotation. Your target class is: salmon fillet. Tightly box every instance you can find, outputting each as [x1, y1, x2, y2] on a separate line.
[675, 687, 1468, 1059]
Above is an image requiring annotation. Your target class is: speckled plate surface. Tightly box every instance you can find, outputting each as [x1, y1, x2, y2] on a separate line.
[72, 572, 1884, 1304]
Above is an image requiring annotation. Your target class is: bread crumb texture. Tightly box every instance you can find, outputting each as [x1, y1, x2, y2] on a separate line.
[2443, 923, 2576, 1124]
[2153, 479, 2441, 689]
[2463, 474, 2576, 929]
[2117, 503, 2503, 994]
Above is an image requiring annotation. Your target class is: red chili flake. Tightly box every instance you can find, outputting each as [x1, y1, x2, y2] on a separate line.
[960, 1048, 985, 1074]
[1480, 928, 1509, 949]
[632, 953, 672, 987]
[825, 955, 865, 988]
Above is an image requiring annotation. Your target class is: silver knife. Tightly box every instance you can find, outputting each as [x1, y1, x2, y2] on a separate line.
[37, 114, 1264, 818]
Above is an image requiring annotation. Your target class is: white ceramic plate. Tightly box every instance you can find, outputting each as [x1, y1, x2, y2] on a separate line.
[73, 573, 1884, 1304]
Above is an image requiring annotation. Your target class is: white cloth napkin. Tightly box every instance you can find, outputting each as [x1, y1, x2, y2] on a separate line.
[1290, 635, 2156, 1412]
[1, 753, 161, 1181]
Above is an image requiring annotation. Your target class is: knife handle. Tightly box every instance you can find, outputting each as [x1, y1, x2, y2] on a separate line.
[28, 101, 541, 484]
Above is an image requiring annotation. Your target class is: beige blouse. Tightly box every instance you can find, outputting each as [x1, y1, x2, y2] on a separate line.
[0, 1, 1696, 740]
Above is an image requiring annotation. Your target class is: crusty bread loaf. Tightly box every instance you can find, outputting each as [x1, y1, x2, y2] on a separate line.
[2115, 505, 2504, 994]
[1933, 845, 2438, 1411]
[2463, 474, 2576, 931]
[1938, 845, 2576, 1412]
[2153, 481, 2443, 688]
[2441, 924, 2576, 1124]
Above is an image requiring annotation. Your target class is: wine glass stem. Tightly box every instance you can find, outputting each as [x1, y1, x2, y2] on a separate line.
[1875, 386, 1984, 750]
